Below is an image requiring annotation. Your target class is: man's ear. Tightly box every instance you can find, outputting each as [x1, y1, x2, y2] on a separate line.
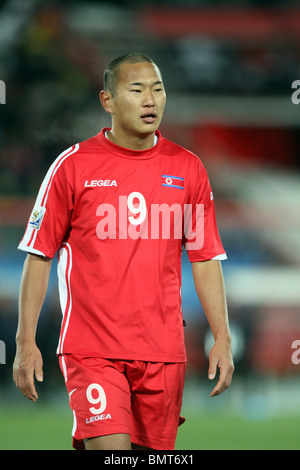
[99, 90, 113, 114]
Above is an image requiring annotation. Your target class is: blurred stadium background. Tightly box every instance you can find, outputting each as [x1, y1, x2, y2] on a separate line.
[1, 0, 300, 450]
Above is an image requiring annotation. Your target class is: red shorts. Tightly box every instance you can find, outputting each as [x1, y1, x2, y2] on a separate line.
[59, 354, 186, 450]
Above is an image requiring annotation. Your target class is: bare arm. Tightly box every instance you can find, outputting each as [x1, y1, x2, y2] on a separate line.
[192, 260, 234, 397]
[13, 253, 52, 401]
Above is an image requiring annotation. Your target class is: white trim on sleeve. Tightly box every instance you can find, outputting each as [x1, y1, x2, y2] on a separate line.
[211, 253, 227, 260]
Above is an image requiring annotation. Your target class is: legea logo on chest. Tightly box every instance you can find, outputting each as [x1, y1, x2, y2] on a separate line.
[85, 179, 117, 187]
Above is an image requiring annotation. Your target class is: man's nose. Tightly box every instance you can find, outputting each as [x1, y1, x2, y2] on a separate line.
[142, 89, 155, 106]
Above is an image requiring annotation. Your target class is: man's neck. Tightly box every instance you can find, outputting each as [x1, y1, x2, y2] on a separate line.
[106, 129, 156, 151]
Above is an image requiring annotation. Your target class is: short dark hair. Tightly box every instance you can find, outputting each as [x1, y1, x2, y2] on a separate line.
[103, 53, 158, 95]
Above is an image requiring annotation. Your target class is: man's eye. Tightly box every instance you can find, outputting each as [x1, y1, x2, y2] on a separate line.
[131, 90, 141, 93]
[155, 88, 163, 92]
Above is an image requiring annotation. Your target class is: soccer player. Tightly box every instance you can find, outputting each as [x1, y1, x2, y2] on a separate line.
[13, 53, 234, 450]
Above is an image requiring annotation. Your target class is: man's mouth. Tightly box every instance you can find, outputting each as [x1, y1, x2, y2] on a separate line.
[141, 112, 157, 124]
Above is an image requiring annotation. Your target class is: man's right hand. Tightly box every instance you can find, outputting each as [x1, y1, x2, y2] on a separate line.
[13, 342, 44, 402]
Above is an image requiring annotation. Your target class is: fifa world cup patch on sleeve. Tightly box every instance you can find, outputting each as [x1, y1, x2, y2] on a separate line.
[29, 206, 46, 230]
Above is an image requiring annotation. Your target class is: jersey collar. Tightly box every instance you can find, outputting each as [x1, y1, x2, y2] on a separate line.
[97, 128, 164, 159]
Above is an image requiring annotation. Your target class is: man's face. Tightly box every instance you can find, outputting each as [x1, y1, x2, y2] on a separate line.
[107, 62, 166, 138]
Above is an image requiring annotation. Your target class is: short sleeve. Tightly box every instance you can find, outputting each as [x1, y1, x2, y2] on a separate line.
[183, 158, 227, 262]
[18, 148, 75, 258]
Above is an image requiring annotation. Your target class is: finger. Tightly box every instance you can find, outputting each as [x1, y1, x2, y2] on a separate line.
[208, 356, 218, 380]
[25, 370, 39, 401]
[210, 378, 226, 397]
[15, 367, 38, 402]
[35, 357, 44, 383]
[210, 365, 233, 397]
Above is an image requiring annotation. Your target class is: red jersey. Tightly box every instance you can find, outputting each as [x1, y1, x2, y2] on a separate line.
[19, 128, 226, 362]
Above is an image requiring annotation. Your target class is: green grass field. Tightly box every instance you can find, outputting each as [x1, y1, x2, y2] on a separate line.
[176, 412, 300, 450]
[0, 404, 299, 450]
